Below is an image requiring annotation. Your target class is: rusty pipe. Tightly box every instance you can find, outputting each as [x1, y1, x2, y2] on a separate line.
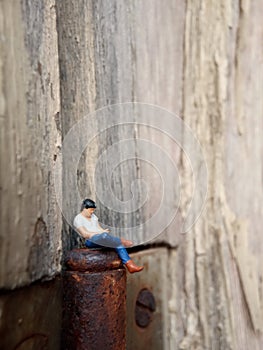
[62, 249, 126, 350]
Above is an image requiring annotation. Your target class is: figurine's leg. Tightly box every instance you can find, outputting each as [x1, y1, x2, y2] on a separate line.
[85, 233, 128, 261]
[113, 245, 144, 273]
[89, 232, 122, 248]
[87, 232, 144, 273]
[85, 239, 101, 249]
[114, 246, 131, 264]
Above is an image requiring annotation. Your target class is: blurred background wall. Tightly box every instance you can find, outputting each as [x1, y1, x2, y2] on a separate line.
[0, 0, 262, 349]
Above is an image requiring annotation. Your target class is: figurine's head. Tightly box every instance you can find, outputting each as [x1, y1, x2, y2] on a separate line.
[81, 198, 96, 212]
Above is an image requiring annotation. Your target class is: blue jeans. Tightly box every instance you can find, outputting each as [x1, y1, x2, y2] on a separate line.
[85, 232, 131, 264]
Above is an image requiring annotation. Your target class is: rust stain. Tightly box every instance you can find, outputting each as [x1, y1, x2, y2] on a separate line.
[71, 274, 81, 282]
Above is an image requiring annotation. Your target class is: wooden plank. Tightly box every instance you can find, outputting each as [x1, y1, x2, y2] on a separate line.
[0, 0, 61, 288]
[56, 0, 185, 247]
[175, 0, 263, 348]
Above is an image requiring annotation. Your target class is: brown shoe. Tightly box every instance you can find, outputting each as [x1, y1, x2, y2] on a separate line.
[121, 238, 133, 247]
[125, 260, 144, 274]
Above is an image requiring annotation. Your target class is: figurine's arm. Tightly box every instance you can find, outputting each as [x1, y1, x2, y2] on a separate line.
[76, 226, 98, 239]
[97, 223, 109, 233]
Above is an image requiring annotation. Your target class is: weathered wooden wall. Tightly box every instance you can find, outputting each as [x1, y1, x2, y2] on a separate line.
[0, 0, 262, 349]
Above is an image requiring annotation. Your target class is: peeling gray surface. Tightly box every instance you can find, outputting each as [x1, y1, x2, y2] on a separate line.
[21, 0, 44, 67]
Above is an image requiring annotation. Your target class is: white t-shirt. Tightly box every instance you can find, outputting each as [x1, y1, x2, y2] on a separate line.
[73, 213, 101, 233]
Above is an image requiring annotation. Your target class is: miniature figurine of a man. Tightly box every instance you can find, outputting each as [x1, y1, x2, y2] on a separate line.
[73, 198, 144, 274]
